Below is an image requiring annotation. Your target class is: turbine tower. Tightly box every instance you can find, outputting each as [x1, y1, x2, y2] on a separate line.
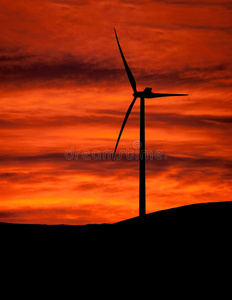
[113, 29, 188, 217]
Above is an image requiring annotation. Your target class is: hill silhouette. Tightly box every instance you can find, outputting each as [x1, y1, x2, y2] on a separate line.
[1, 201, 231, 279]
[1, 201, 231, 246]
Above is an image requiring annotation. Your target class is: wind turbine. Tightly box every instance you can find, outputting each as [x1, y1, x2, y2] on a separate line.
[113, 28, 188, 217]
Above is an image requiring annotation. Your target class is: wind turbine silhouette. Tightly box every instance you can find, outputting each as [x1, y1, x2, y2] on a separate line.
[113, 28, 188, 217]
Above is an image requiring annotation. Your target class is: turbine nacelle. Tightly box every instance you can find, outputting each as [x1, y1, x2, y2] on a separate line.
[133, 88, 188, 99]
[133, 87, 154, 99]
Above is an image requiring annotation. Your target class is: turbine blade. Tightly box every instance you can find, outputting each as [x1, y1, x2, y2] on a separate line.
[153, 93, 188, 98]
[113, 96, 137, 160]
[114, 28, 137, 93]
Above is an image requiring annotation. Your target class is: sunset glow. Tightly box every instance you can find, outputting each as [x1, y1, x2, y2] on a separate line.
[0, 0, 232, 224]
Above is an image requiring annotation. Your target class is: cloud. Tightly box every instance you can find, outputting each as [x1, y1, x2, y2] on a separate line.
[51, 0, 89, 5]
[151, 0, 232, 8]
[0, 54, 35, 62]
[75, 181, 126, 195]
[0, 40, 230, 91]
[138, 64, 232, 89]
[0, 151, 231, 224]
[0, 151, 230, 174]
[0, 114, 123, 129]
[0, 203, 127, 224]
[0, 56, 123, 89]
[0, 171, 62, 184]
[173, 24, 232, 34]
[146, 112, 232, 131]
[1, 107, 232, 134]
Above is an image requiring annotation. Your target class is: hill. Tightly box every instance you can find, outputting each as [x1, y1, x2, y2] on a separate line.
[1, 201, 231, 245]
[1, 201, 231, 277]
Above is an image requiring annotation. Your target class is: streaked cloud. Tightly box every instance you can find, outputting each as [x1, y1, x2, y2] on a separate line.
[0, 0, 231, 224]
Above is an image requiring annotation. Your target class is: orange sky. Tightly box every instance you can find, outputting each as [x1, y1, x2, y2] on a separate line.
[0, 0, 232, 224]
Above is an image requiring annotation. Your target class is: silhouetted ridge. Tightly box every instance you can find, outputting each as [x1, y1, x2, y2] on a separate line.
[1, 201, 231, 239]
[114, 201, 232, 227]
